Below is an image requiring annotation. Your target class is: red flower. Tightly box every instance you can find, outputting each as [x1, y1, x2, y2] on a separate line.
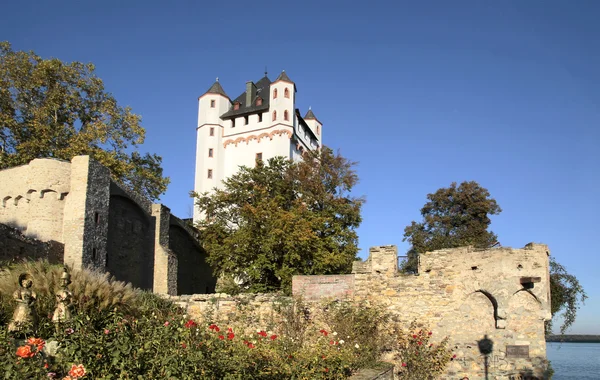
[412, 334, 417, 339]
[319, 329, 328, 336]
[227, 332, 235, 340]
[218, 335, 224, 340]
[68, 364, 86, 378]
[181, 342, 187, 349]
[428, 331, 432, 336]
[402, 363, 407, 367]
[321, 355, 326, 359]
[209, 324, 220, 332]
[184, 320, 197, 328]
[16, 345, 34, 358]
[248, 343, 255, 349]
[258, 330, 268, 337]
[329, 340, 335, 345]
[270, 334, 277, 341]
[288, 355, 293, 359]
[324, 368, 329, 372]
[27, 337, 45, 351]
[418, 341, 422, 345]
[44, 362, 49, 369]
[227, 327, 233, 333]
[164, 321, 169, 326]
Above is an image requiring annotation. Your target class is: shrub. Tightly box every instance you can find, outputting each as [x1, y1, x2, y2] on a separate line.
[391, 320, 454, 379]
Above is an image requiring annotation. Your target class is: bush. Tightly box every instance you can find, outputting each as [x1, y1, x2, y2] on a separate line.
[1, 260, 454, 379]
[391, 320, 454, 379]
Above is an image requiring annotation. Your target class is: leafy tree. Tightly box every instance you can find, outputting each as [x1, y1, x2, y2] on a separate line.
[0, 41, 169, 200]
[548, 258, 587, 335]
[193, 147, 364, 293]
[401, 181, 501, 273]
[402, 181, 586, 335]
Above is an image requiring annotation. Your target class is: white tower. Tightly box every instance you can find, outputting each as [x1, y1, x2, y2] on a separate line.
[193, 71, 322, 224]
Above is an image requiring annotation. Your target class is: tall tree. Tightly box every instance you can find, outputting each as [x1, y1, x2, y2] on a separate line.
[402, 181, 586, 335]
[402, 181, 502, 273]
[0, 41, 169, 201]
[193, 147, 364, 293]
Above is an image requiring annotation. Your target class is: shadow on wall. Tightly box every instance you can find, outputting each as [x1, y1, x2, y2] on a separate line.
[0, 222, 64, 264]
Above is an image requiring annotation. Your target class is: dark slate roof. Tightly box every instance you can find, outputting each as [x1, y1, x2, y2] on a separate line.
[275, 70, 293, 83]
[295, 109, 319, 143]
[220, 75, 271, 119]
[204, 80, 228, 98]
[304, 108, 316, 120]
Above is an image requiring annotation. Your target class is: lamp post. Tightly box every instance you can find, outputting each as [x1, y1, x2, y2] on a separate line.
[478, 335, 494, 380]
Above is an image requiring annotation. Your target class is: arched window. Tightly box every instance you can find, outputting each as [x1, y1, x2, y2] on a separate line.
[284, 88, 290, 98]
[284, 110, 289, 121]
[273, 88, 278, 99]
[256, 97, 262, 106]
[272, 111, 277, 121]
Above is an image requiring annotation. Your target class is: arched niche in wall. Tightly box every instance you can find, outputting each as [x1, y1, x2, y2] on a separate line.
[461, 290, 499, 335]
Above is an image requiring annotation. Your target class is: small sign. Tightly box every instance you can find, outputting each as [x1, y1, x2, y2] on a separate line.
[506, 345, 529, 358]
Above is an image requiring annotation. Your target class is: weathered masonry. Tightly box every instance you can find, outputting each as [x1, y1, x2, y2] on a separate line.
[0, 156, 216, 295]
[295, 244, 552, 379]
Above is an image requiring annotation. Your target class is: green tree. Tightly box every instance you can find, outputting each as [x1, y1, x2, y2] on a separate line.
[0, 41, 169, 201]
[193, 147, 364, 293]
[401, 181, 501, 273]
[402, 181, 586, 335]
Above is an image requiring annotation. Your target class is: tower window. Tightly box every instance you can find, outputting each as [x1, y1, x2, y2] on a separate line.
[284, 88, 290, 98]
[207, 169, 213, 179]
[256, 97, 262, 106]
[258, 113, 263, 123]
[208, 148, 213, 157]
[209, 127, 215, 136]
[233, 102, 240, 110]
[317, 125, 320, 134]
[273, 88, 278, 99]
[256, 152, 263, 162]
[272, 111, 277, 121]
[244, 115, 249, 125]
[210, 100, 215, 108]
[284, 110, 289, 121]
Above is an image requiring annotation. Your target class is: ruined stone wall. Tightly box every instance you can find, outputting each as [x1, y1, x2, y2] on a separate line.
[0, 159, 71, 242]
[1, 156, 216, 296]
[170, 244, 551, 379]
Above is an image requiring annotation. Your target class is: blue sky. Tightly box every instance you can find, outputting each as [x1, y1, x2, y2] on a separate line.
[2, 1, 598, 334]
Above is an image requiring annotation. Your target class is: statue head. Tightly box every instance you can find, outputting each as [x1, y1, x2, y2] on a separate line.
[61, 266, 71, 287]
[18, 273, 33, 289]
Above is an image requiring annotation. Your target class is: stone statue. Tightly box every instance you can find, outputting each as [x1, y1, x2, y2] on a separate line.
[8, 273, 37, 333]
[52, 267, 72, 329]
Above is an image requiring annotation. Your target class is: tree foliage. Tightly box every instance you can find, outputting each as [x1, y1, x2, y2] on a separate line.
[0, 41, 169, 200]
[401, 181, 502, 273]
[193, 147, 364, 293]
[548, 257, 587, 335]
[402, 180, 586, 335]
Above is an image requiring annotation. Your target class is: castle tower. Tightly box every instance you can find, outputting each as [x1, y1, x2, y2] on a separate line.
[193, 79, 229, 221]
[193, 71, 322, 224]
[303, 107, 322, 147]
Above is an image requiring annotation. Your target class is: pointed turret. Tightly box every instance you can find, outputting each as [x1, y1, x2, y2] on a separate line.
[275, 70, 293, 84]
[203, 78, 228, 98]
[304, 107, 316, 120]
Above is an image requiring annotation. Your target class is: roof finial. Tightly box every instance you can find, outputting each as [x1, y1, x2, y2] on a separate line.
[264, 66, 268, 77]
[216, 77, 219, 82]
[309, 106, 312, 110]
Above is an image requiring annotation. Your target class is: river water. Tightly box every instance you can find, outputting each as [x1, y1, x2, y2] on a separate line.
[546, 342, 600, 379]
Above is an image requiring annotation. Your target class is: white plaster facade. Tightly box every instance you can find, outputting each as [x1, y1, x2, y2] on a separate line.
[193, 71, 322, 223]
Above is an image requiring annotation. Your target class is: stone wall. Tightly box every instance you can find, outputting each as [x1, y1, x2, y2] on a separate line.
[169, 244, 551, 379]
[0, 156, 216, 295]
